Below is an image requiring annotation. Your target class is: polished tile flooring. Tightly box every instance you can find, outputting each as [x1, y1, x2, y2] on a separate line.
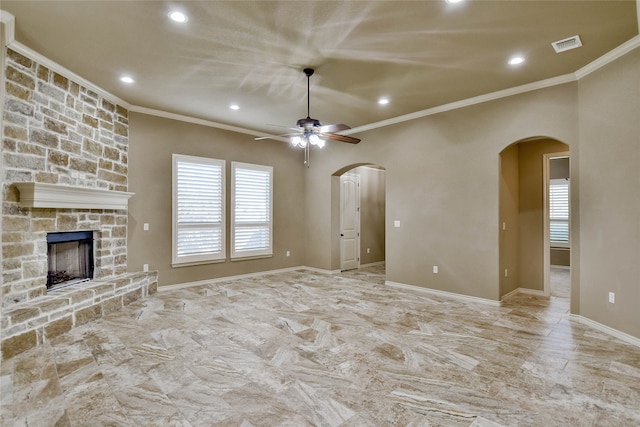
[2, 266, 640, 426]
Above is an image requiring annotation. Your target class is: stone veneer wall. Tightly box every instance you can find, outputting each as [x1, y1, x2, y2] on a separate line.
[2, 48, 130, 307]
[1, 47, 158, 359]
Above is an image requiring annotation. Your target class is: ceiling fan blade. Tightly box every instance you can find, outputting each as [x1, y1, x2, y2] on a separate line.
[323, 133, 361, 144]
[320, 123, 351, 133]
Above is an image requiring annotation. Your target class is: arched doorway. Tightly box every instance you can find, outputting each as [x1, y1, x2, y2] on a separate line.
[331, 164, 386, 272]
[499, 137, 570, 300]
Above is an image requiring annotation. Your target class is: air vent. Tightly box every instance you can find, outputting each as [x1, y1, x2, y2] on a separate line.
[551, 35, 582, 53]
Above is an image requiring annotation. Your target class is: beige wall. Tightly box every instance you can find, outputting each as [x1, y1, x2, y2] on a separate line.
[125, 47, 639, 339]
[127, 113, 306, 286]
[499, 139, 569, 297]
[499, 144, 520, 296]
[577, 48, 640, 338]
[357, 166, 386, 265]
[304, 83, 578, 300]
[517, 139, 569, 291]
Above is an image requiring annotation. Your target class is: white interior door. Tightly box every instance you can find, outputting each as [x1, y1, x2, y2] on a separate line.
[340, 174, 360, 271]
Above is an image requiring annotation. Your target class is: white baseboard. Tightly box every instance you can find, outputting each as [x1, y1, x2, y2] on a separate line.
[159, 268, 640, 349]
[501, 287, 547, 302]
[359, 261, 386, 268]
[570, 314, 640, 349]
[159, 265, 342, 291]
[302, 266, 341, 275]
[385, 280, 500, 306]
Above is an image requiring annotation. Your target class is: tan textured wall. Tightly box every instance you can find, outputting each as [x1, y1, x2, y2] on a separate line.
[127, 113, 306, 286]
[551, 248, 570, 266]
[355, 166, 386, 265]
[305, 83, 579, 300]
[517, 139, 569, 291]
[577, 48, 640, 338]
[499, 144, 520, 297]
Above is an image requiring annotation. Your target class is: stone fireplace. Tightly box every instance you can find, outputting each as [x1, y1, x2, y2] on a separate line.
[1, 48, 157, 360]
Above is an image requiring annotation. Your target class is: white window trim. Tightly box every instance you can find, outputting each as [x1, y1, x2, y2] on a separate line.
[231, 161, 273, 259]
[172, 154, 226, 266]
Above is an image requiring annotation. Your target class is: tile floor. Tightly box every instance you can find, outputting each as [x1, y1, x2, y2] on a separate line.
[1, 266, 639, 426]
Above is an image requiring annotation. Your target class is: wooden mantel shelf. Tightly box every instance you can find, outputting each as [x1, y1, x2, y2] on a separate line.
[14, 182, 134, 210]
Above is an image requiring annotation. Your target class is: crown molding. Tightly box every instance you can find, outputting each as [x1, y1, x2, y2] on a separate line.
[342, 74, 577, 136]
[2, 8, 639, 138]
[575, 35, 640, 79]
[129, 106, 289, 142]
[1, 10, 15, 44]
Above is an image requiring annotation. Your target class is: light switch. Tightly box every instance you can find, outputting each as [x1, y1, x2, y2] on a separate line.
[143, 223, 149, 231]
[394, 220, 401, 228]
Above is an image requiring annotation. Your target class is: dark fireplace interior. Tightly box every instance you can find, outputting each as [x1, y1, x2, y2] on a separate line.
[47, 231, 94, 290]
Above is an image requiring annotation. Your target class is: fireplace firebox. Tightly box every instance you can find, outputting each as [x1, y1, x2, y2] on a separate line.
[47, 231, 95, 290]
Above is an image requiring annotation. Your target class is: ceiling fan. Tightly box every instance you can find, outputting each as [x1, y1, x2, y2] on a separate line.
[255, 68, 360, 166]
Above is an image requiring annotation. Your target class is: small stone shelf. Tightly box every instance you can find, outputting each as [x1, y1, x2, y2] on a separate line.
[15, 182, 134, 210]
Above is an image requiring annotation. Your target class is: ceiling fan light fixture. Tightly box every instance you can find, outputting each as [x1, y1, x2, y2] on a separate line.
[308, 134, 323, 146]
[291, 135, 305, 147]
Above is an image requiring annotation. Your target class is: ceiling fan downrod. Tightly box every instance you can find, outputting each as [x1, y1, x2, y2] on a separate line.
[304, 68, 314, 119]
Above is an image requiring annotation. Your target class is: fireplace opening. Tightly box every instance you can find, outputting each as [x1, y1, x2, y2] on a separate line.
[47, 231, 94, 291]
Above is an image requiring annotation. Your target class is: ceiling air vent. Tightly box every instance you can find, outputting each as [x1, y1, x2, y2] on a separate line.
[551, 35, 582, 53]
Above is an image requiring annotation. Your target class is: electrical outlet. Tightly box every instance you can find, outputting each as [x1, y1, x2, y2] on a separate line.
[504, 268, 508, 277]
[286, 251, 290, 257]
[143, 264, 149, 272]
[433, 266, 438, 274]
[608, 292, 615, 304]
[143, 223, 149, 231]
[367, 248, 370, 254]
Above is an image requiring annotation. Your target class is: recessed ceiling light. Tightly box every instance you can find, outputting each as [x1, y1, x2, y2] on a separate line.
[508, 56, 525, 66]
[120, 76, 135, 84]
[445, 0, 465, 4]
[378, 98, 390, 105]
[229, 104, 240, 110]
[168, 11, 188, 23]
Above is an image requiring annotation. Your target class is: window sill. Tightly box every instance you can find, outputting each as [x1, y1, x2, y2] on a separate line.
[230, 254, 273, 262]
[172, 258, 226, 268]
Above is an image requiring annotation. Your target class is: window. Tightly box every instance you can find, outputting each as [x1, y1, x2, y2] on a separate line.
[231, 162, 273, 259]
[172, 154, 225, 265]
[549, 179, 569, 244]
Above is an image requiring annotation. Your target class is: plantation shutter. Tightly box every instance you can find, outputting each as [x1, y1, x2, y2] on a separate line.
[549, 179, 569, 243]
[172, 155, 225, 265]
[231, 162, 273, 258]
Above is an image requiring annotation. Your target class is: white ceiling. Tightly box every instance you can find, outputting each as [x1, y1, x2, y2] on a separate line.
[2, 1, 638, 140]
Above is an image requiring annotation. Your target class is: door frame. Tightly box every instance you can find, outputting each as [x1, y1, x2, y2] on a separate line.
[543, 151, 570, 297]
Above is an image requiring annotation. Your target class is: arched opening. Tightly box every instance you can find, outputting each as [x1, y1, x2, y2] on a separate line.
[499, 137, 571, 301]
[330, 163, 386, 274]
